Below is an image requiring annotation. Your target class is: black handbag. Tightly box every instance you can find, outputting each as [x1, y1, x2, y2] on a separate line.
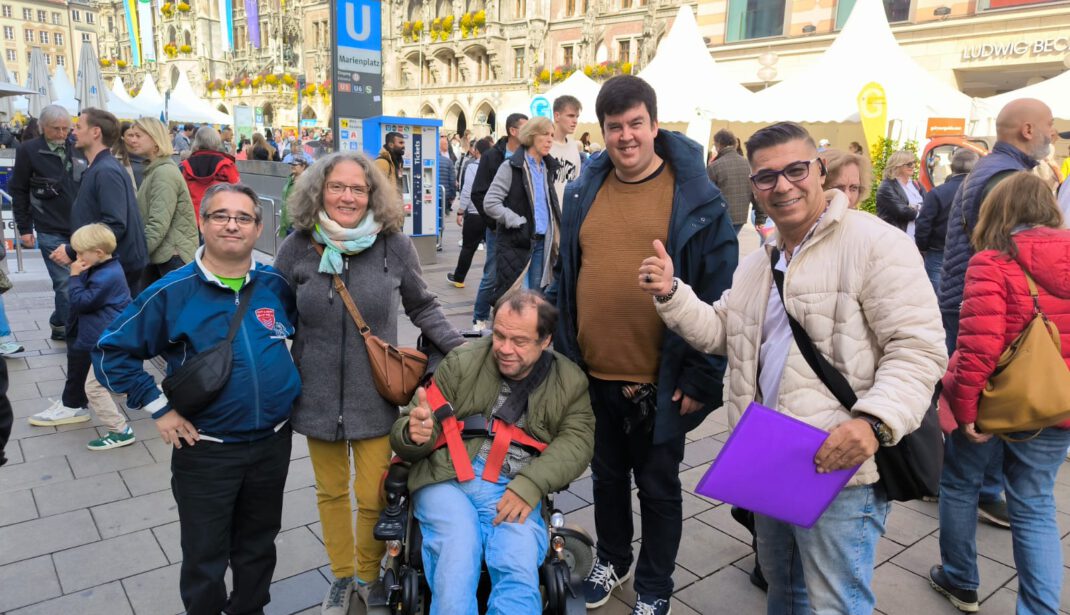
[770, 250, 943, 502]
[161, 280, 256, 418]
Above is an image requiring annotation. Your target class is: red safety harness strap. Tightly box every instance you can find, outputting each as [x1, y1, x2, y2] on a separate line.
[481, 420, 548, 483]
[425, 380, 475, 482]
[426, 380, 548, 484]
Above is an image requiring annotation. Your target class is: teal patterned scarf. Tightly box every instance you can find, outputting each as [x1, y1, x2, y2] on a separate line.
[312, 209, 381, 274]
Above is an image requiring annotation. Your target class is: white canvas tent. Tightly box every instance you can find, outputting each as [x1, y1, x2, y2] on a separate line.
[166, 70, 231, 124]
[637, 5, 753, 123]
[130, 73, 165, 115]
[542, 71, 600, 124]
[111, 76, 133, 102]
[50, 67, 80, 115]
[981, 70, 1070, 121]
[730, 0, 974, 136]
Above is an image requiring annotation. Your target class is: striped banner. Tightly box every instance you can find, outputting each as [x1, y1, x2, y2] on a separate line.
[218, 0, 233, 50]
[137, 0, 156, 62]
[124, 0, 140, 66]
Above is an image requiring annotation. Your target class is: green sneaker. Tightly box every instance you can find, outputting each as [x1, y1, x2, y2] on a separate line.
[87, 428, 136, 451]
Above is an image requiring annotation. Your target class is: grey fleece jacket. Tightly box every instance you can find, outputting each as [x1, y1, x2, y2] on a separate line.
[273, 230, 465, 441]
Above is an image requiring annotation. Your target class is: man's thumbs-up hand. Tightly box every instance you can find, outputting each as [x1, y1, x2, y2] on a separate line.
[408, 387, 434, 445]
[639, 239, 675, 297]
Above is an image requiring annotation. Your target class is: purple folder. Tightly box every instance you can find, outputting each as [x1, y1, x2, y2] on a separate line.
[695, 402, 860, 528]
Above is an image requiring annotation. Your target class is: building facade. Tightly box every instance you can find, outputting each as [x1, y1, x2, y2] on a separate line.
[0, 0, 98, 86]
[94, 0, 332, 129]
[697, 0, 1070, 97]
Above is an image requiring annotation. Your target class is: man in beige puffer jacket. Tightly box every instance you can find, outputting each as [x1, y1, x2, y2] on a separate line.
[639, 122, 947, 615]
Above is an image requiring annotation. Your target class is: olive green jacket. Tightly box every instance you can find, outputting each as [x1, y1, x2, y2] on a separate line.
[137, 157, 198, 265]
[390, 337, 594, 507]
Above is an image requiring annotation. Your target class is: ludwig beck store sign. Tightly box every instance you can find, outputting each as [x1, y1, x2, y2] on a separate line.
[961, 36, 1070, 61]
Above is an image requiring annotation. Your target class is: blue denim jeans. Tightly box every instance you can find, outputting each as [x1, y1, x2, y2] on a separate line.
[473, 229, 497, 322]
[0, 296, 11, 337]
[524, 240, 545, 292]
[939, 428, 1070, 613]
[755, 484, 889, 615]
[413, 457, 547, 615]
[35, 231, 70, 328]
[941, 307, 1005, 503]
[923, 250, 944, 296]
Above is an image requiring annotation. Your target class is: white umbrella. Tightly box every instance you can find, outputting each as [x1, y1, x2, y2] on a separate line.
[75, 41, 107, 111]
[0, 51, 15, 120]
[26, 48, 53, 118]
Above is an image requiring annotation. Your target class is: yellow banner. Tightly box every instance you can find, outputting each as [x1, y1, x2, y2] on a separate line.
[857, 82, 887, 157]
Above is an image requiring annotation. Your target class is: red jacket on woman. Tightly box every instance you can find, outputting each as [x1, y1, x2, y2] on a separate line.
[943, 227, 1070, 428]
[178, 150, 241, 219]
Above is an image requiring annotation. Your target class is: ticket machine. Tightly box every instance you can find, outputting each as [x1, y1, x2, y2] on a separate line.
[351, 116, 442, 264]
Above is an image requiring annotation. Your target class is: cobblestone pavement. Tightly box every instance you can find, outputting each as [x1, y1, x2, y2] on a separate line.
[1, 221, 1067, 614]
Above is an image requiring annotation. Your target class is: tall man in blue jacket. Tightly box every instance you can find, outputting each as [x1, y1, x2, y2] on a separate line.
[93, 184, 302, 615]
[930, 97, 1057, 610]
[550, 75, 737, 615]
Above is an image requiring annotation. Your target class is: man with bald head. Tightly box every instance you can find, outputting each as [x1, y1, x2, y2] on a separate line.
[930, 98, 1057, 611]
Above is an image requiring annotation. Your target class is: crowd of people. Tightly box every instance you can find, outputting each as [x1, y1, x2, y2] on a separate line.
[0, 77, 1067, 615]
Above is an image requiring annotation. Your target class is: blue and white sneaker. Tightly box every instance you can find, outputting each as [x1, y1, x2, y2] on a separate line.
[632, 594, 671, 615]
[583, 557, 631, 608]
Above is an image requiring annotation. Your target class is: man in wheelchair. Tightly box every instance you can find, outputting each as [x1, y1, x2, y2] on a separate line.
[388, 289, 595, 614]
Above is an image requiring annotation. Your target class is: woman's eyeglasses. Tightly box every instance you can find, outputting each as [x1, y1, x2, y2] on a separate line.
[325, 182, 370, 197]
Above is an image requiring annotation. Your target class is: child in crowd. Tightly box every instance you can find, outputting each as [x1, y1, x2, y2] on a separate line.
[67, 224, 135, 451]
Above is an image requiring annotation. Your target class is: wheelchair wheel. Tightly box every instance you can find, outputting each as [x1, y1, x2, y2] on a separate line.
[556, 527, 594, 580]
[400, 567, 421, 615]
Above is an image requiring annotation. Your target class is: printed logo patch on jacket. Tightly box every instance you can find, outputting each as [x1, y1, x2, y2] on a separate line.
[255, 308, 276, 331]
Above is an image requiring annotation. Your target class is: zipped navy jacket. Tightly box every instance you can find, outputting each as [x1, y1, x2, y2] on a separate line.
[93, 248, 301, 442]
[68, 257, 130, 353]
[550, 130, 738, 444]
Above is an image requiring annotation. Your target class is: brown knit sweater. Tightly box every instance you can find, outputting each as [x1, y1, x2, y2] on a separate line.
[576, 164, 675, 383]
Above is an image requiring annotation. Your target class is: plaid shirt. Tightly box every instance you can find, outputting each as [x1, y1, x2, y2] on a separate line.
[706, 148, 753, 226]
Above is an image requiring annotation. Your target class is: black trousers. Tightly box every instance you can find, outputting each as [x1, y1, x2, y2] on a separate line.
[0, 359, 12, 466]
[124, 267, 143, 297]
[171, 425, 292, 615]
[451, 212, 486, 282]
[61, 349, 91, 409]
[588, 377, 686, 599]
[138, 256, 186, 295]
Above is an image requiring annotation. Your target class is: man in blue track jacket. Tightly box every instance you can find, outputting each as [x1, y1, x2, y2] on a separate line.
[93, 184, 301, 615]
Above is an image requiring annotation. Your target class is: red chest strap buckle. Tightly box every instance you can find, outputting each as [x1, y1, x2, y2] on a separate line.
[425, 380, 475, 482]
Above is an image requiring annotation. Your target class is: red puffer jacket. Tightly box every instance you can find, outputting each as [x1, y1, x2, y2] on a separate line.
[179, 150, 241, 220]
[943, 227, 1070, 428]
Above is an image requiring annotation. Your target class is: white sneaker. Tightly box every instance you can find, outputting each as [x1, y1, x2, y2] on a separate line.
[0, 341, 24, 356]
[473, 320, 488, 332]
[29, 400, 91, 426]
[478, 243, 485, 251]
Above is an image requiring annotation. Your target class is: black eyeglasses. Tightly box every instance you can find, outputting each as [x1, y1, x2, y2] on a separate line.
[750, 159, 819, 191]
[203, 212, 259, 226]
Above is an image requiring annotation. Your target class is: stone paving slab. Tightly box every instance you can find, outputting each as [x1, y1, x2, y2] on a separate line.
[0, 227, 1054, 614]
[52, 529, 169, 593]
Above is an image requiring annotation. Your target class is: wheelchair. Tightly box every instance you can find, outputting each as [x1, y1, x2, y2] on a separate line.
[371, 462, 594, 615]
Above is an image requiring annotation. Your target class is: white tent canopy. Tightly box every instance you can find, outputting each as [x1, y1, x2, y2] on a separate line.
[111, 76, 133, 102]
[637, 5, 754, 122]
[981, 70, 1070, 121]
[131, 73, 165, 114]
[50, 68, 79, 115]
[166, 69, 231, 124]
[731, 0, 974, 135]
[542, 71, 600, 124]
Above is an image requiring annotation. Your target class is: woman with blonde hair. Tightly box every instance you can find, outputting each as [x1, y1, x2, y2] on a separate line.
[933, 172, 1070, 613]
[821, 149, 872, 210]
[272, 152, 463, 613]
[876, 149, 925, 235]
[250, 132, 279, 161]
[483, 115, 561, 295]
[123, 117, 199, 289]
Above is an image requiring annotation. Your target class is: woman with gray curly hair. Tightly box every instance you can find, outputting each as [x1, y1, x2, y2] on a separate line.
[272, 151, 464, 613]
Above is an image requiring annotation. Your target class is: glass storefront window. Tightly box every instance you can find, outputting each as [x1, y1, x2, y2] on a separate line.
[726, 0, 786, 42]
[980, 0, 1063, 8]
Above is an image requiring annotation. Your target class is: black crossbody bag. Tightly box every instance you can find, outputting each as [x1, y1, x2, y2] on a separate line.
[769, 250, 942, 502]
[162, 280, 257, 418]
